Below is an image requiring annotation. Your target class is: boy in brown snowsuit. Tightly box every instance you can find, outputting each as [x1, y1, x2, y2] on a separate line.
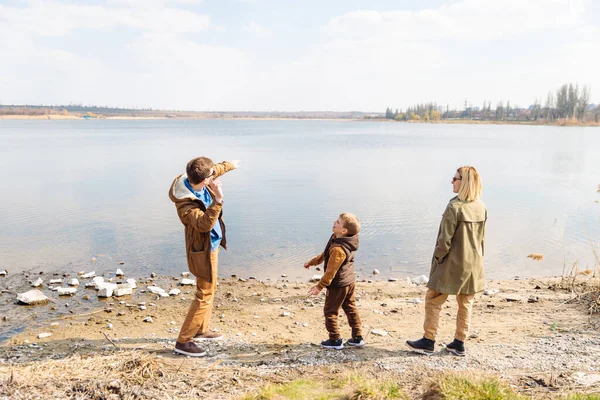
[304, 213, 363, 349]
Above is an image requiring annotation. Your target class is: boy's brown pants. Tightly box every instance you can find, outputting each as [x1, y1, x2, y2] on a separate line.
[423, 289, 475, 342]
[324, 283, 362, 340]
[177, 249, 219, 343]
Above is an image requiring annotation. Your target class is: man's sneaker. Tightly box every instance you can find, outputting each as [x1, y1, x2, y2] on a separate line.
[321, 338, 344, 350]
[446, 339, 466, 357]
[346, 336, 365, 347]
[406, 337, 435, 355]
[174, 341, 207, 357]
[193, 332, 223, 342]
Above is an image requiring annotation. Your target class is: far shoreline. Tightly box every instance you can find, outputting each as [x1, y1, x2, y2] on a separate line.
[2, 113, 599, 126]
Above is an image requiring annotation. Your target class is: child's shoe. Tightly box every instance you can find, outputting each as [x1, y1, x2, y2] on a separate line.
[405, 337, 435, 355]
[445, 339, 466, 357]
[346, 336, 365, 347]
[321, 338, 344, 349]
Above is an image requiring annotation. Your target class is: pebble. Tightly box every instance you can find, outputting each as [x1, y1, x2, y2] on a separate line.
[310, 275, 322, 282]
[140, 305, 147, 310]
[371, 329, 388, 336]
[68, 278, 79, 286]
[151, 272, 157, 278]
[169, 289, 181, 296]
[31, 278, 44, 288]
[388, 278, 398, 282]
[107, 323, 113, 329]
[37, 332, 52, 339]
[0, 270, 7, 276]
[180, 278, 195, 286]
[143, 317, 153, 323]
[411, 275, 429, 285]
[409, 298, 422, 304]
[484, 288, 500, 296]
[115, 269, 124, 276]
[147, 286, 165, 294]
[49, 279, 62, 285]
[373, 269, 380, 275]
[81, 271, 96, 279]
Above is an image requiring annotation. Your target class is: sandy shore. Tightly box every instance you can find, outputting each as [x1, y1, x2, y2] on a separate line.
[1, 273, 599, 399]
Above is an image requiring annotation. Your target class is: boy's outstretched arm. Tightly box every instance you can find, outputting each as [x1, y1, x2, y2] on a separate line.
[212, 160, 241, 178]
[304, 252, 324, 269]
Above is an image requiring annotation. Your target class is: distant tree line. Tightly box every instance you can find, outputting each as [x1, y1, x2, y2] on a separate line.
[384, 83, 600, 124]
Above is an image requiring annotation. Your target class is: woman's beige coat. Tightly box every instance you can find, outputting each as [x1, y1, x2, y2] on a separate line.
[427, 196, 487, 295]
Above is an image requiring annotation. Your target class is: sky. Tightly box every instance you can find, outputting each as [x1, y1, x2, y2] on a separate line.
[0, 0, 598, 112]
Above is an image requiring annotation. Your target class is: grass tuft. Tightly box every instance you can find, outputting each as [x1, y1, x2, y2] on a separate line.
[422, 372, 527, 400]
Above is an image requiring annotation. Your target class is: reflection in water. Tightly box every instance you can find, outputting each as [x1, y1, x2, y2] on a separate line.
[0, 120, 599, 283]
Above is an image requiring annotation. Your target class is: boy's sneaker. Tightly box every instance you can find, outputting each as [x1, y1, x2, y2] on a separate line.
[321, 338, 344, 350]
[174, 341, 207, 357]
[406, 337, 435, 355]
[445, 339, 466, 357]
[193, 332, 223, 342]
[346, 336, 365, 347]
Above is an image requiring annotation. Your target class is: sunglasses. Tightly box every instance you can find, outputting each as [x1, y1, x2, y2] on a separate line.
[452, 176, 462, 183]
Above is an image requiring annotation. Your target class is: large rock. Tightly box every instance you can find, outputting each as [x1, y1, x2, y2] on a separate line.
[126, 278, 137, 289]
[98, 287, 114, 297]
[68, 278, 79, 286]
[58, 287, 77, 296]
[180, 278, 195, 286]
[17, 289, 49, 305]
[114, 287, 133, 297]
[96, 282, 117, 291]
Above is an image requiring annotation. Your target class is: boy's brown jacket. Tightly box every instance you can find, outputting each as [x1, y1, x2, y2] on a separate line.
[168, 161, 235, 283]
[307, 234, 359, 289]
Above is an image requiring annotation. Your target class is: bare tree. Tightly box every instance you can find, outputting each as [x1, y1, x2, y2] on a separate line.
[576, 85, 590, 122]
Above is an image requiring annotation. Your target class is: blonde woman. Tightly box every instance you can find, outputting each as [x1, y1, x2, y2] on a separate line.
[406, 166, 487, 357]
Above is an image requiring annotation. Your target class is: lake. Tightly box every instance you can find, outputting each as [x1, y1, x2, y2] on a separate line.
[1, 119, 599, 281]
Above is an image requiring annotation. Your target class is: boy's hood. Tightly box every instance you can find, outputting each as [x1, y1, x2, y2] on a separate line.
[332, 234, 359, 252]
[169, 173, 197, 204]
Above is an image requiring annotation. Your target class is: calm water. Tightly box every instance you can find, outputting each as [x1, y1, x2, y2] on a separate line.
[1, 120, 599, 281]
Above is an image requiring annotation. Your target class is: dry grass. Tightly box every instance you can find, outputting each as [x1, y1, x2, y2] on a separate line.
[527, 253, 545, 261]
[422, 372, 527, 400]
[0, 352, 171, 399]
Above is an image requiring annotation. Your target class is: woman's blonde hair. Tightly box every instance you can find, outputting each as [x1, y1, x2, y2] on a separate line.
[457, 166, 482, 201]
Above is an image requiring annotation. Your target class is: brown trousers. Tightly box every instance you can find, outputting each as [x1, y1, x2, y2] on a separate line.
[324, 283, 362, 340]
[423, 289, 475, 342]
[177, 249, 219, 343]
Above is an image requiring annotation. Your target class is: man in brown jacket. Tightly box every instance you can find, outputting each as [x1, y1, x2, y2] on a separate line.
[169, 156, 240, 357]
[305, 213, 363, 350]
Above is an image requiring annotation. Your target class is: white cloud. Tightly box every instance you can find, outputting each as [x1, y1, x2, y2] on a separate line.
[0, 0, 598, 111]
[0, 1, 210, 36]
[241, 21, 272, 38]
